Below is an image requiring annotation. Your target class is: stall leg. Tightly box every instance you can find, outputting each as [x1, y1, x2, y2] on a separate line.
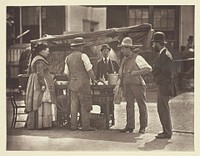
[105, 98, 110, 129]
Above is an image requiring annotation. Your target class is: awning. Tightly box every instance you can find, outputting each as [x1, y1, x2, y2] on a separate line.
[30, 23, 153, 74]
[31, 23, 153, 49]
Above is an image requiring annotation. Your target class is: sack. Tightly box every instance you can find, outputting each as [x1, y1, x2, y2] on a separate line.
[114, 86, 123, 104]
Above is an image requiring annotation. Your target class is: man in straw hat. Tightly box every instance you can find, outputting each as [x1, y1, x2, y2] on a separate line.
[64, 37, 97, 131]
[151, 32, 174, 139]
[116, 37, 152, 134]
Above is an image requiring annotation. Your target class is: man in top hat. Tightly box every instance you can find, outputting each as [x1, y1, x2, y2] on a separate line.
[116, 37, 152, 134]
[96, 44, 119, 81]
[64, 37, 97, 131]
[151, 32, 174, 139]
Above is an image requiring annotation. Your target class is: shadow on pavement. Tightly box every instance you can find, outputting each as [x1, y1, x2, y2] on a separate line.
[138, 138, 172, 151]
[7, 127, 143, 143]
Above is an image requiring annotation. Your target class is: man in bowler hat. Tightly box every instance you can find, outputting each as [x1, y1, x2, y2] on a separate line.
[151, 32, 173, 139]
[96, 44, 119, 81]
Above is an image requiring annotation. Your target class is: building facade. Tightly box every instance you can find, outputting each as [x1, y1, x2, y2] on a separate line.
[6, 5, 194, 89]
[7, 5, 194, 50]
[7, 6, 106, 45]
[107, 5, 194, 52]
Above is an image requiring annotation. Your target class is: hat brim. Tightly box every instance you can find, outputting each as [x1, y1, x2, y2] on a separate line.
[118, 44, 143, 48]
[101, 47, 111, 51]
[151, 40, 167, 44]
[70, 42, 84, 47]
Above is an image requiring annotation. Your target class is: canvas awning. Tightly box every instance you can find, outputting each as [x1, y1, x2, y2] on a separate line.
[31, 23, 153, 50]
[30, 23, 153, 74]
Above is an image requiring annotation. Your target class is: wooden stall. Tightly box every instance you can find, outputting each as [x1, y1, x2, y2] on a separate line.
[21, 23, 153, 129]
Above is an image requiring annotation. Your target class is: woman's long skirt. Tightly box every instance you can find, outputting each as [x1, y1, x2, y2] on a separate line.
[27, 102, 54, 129]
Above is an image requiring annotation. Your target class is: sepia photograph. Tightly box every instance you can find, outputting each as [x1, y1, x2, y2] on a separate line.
[2, 0, 198, 153]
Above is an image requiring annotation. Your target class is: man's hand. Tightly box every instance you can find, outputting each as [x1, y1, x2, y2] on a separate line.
[93, 80, 98, 85]
[114, 84, 120, 93]
[41, 86, 46, 91]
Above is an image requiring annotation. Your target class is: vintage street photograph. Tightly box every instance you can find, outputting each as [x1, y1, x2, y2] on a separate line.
[3, 1, 197, 153]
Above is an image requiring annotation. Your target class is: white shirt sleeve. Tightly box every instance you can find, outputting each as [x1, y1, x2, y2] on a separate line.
[63, 57, 69, 75]
[135, 55, 152, 70]
[81, 53, 93, 71]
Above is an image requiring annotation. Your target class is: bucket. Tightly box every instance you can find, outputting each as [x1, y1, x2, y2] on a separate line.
[107, 73, 118, 85]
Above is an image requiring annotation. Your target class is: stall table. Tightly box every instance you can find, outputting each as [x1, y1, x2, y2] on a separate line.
[91, 85, 115, 129]
[55, 84, 115, 129]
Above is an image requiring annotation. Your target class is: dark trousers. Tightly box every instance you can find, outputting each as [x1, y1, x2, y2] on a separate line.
[123, 84, 148, 129]
[70, 91, 91, 130]
[157, 85, 172, 136]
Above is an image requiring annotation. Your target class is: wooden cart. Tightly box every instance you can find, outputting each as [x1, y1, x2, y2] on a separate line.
[19, 23, 153, 129]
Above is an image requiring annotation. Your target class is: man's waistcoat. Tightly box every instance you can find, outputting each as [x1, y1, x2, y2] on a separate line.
[67, 51, 90, 93]
[122, 53, 145, 86]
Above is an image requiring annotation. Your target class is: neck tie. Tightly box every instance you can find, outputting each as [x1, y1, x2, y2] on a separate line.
[105, 58, 107, 64]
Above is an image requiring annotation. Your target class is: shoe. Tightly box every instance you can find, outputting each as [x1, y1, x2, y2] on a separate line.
[120, 127, 134, 133]
[79, 127, 97, 131]
[70, 127, 78, 131]
[157, 132, 165, 135]
[157, 132, 169, 136]
[139, 128, 146, 134]
[155, 133, 172, 139]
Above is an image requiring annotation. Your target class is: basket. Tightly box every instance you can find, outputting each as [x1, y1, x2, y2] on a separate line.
[90, 113, 106, 130]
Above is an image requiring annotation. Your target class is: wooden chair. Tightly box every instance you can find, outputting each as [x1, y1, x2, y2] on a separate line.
[10, 94, 27, 128]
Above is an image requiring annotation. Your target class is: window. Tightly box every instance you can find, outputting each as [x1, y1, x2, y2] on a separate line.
[153, 8, 175, 30]
[22, 7, 39, 25]
[41, 6, 65, 36]
[153, 7, 178, 51]
[128, 6, 178, 51]
[22, 6, 39, 43]
[128, 8, 149, 26]
[21, 6, 65, 43]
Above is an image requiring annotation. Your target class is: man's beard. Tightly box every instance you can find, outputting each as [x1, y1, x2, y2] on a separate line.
[153, 46, 160, 53]
[123, 53, 129, 57]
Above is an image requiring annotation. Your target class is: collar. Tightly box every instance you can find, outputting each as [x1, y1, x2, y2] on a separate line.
[159, 47, 166, 55]
[102, 57, 110, 61]
[125, 52, 137, 60]
[128, 53, 134, 58]
[31, 55, 49, 67]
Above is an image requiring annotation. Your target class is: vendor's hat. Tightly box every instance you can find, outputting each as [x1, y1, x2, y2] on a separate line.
[152, 32, 167, 44]
[71, 37, 85, 47]
[101, 44, 111, 51]
[33, 42, 48, 53]
[118, 37, 143, 48]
